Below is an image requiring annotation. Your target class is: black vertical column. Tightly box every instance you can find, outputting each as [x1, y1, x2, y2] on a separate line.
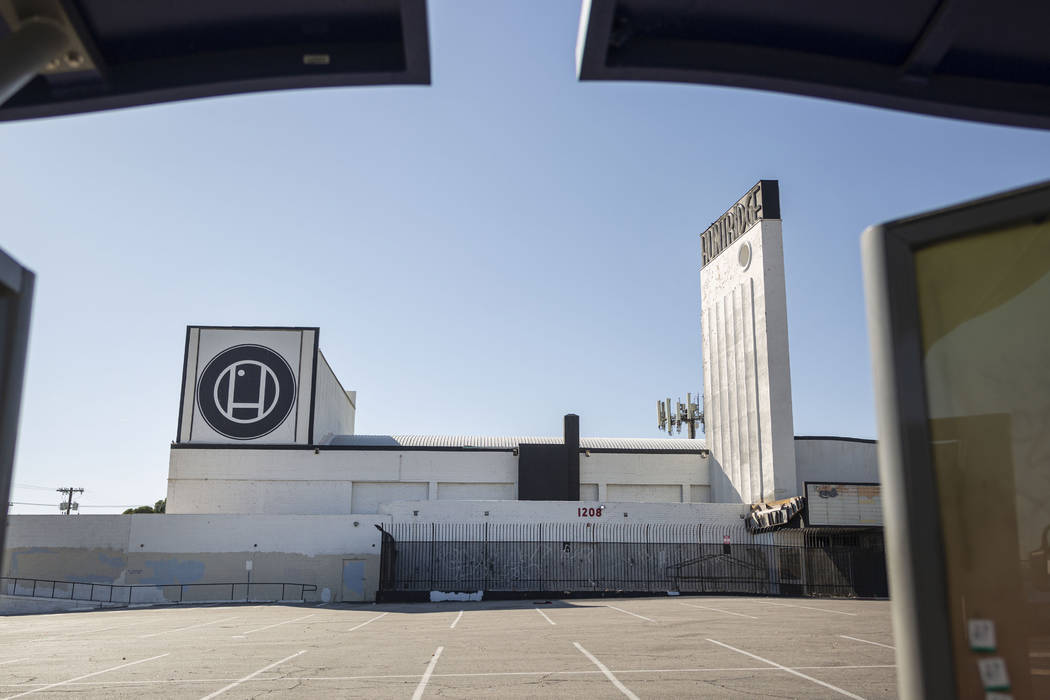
[564, 414, 580, 500]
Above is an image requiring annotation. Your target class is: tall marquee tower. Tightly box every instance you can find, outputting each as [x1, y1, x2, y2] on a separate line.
[700, 181, 797, 504]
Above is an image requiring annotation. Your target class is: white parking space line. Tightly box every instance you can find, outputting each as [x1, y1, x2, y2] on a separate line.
[434, 668, 760, 677]
[242, 613, 316, 635]
[840, 635, 896, 650]
[761, 601, 858, 616]
[536, 608, 556, 625]
[0, 653, 169, 700]
[605, 605, 655, 622]
[83, 625, 128, 634]
[793, 665, 896, 670]
[410, 647, 443, 700]
[2, 621, 133, 639]
[95, 608, 149, 614]
[615, 665, 894, 673]
[139, 616, 238, 638]
[679, 602, 759, 619]
[347, 612, 388, 632]
[198, 649, 307, 700]
[573, 642, 641, 700]
[707, 639, 866, 699]
[0, 665, 898, 689]
[0, 680, 247, 688]
[450, 611, 463, 629]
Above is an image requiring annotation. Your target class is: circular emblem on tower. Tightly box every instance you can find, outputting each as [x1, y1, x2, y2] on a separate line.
[196, 344, 296, 439]
[737, 241, 752, 270]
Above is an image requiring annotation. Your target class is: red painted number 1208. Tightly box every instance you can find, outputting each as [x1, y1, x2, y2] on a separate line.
[577, 507, 602, 517]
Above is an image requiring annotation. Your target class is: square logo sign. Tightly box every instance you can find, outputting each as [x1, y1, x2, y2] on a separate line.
[186, 328, 309, 444]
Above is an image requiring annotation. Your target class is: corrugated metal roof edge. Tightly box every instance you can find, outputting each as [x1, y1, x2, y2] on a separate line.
[328, 434, 707, 451]
[171, 436, 707, 452]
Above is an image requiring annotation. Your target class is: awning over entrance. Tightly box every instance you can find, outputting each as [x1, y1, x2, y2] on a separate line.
[0, 0, 430, 121]
[577, 0, 1050, 130]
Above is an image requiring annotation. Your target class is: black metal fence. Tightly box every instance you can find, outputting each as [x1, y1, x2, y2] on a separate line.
[1, 576, 317, 606]
[378, 522, 886, 599]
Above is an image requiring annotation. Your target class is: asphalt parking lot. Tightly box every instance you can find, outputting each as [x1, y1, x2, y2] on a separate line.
[0, 596, 896, 698]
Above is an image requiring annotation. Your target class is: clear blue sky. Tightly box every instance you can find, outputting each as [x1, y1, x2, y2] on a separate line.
[4, 0, 1050, 514]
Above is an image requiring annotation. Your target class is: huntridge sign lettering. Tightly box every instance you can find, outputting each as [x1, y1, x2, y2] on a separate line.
[700, 180, 780, 267]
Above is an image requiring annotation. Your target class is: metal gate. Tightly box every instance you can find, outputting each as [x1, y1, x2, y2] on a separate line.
[378, 522, 887, 599]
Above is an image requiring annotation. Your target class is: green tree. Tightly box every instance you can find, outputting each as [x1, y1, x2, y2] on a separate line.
[122, 499, 165, 514]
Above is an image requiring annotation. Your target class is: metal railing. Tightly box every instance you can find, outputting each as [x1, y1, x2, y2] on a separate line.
[378, 522, 887, 598]
[1, 576, 317, 606]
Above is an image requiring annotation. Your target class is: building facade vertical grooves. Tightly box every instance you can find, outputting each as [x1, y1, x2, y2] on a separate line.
[739, 280, 756, 503]
[722, 293, 738, 497]
[748, 277, 765, 501]
[717, 295, 733, 495]
[732, 283, 750, 502]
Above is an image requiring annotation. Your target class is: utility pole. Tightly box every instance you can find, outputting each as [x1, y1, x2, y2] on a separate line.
[57, 487, 83, 515]
[656, 393, 704, 439]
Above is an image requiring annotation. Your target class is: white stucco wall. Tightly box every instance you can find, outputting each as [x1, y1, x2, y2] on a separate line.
[793, 438, 879, 496]
[379, 499, 747, 525]
[702, 218, 797, 503]
[126, 514, 385, 554]
[580, 452, 708, 503]
[351, 482, 429, 513]
[3, 514, 131, 550]
[691, 485, 712, 502]
[168, 480, 354, 515]
[167, 447, 711, 515]
[607, 484, 683, 503]
[437, 482, 516, 500]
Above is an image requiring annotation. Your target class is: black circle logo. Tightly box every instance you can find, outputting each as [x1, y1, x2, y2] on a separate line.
[196, 344, 296, 439]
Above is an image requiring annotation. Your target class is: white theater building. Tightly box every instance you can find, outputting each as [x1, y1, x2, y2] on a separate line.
[166, 325, 721, 513]
[3, 181, 882, 606]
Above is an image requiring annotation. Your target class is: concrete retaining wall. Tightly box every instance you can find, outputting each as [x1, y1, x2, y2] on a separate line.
[2, 514, 389, 606]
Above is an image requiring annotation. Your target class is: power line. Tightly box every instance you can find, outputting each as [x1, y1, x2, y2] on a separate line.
[57, 487, 84, 515]
[9, 501, 140, 508]
[12, 483, 157, 509]
[78, 505, 139, 508]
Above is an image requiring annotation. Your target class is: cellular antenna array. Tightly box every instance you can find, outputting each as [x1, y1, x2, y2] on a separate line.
[656, 393, 704, 439]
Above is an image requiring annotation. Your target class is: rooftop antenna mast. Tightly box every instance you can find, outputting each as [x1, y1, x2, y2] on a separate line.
[656, 393, 704, 439]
